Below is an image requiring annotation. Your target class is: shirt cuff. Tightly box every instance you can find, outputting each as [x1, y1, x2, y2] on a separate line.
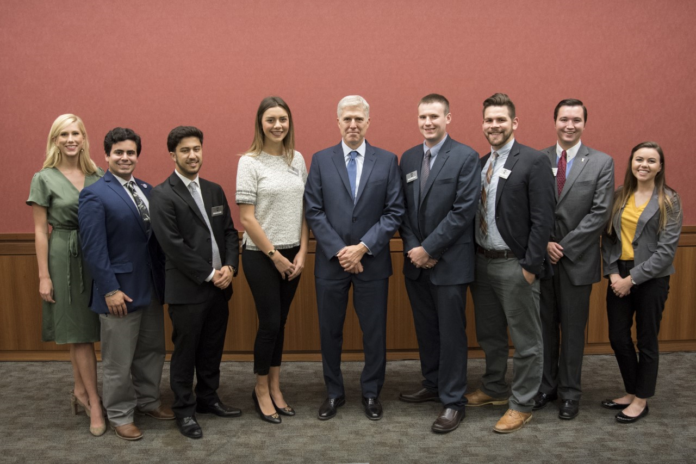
[205, 269, 215, 282]
[360, 242, 372, 255]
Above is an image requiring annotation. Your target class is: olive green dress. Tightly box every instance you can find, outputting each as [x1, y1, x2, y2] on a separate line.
[27, 167, 103, 344]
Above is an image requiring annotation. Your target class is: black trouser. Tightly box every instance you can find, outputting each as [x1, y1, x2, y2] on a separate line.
[168, 289, 229, 418]
[606, 260, 670, 399]
[243, 246, 301, 376]
[405, 272, 468, 410]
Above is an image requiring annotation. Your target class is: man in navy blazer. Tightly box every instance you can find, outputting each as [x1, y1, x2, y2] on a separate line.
[304, 95, 404, 421]
[398, 94, 480, 433]
[79, 128, 172, 441]
[466, 94, 556, 434]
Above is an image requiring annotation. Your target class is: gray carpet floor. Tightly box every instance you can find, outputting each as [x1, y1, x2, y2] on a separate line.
[0, 353, 694, 463]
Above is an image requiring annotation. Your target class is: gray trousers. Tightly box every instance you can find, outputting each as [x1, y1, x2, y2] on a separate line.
[540, 263, 592, 401]
[100, 295, 166, 426]
[470, 254, 543, 413]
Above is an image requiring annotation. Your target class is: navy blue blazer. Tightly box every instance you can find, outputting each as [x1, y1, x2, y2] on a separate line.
[304, 141, 405, 281]
[400, 136, 481, 285]
[78, 170, 165, 314]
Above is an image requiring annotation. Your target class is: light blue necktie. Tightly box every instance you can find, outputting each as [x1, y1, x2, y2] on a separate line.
[347, 151, 358, 202]
[188, 181, 222, 270]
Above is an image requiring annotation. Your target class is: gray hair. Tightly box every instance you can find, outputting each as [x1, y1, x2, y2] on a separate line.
[337, 95, 370, 118]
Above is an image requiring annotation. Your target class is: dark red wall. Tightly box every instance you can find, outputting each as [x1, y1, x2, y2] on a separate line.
[4, 0, 694, 231]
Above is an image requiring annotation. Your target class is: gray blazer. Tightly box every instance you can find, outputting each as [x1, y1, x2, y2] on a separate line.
[602, 187, 682, 285]
[542, 143, 614, 285]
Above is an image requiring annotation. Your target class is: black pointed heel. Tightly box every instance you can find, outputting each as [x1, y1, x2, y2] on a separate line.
[252, 390, 281, 424]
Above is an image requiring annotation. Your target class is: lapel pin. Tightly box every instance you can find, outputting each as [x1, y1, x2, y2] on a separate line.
[581, 158, 585, 162]
[142, 184, 148, 188]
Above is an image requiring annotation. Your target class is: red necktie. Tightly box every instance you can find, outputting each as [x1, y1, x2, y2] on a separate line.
[557, 150, 567, 196]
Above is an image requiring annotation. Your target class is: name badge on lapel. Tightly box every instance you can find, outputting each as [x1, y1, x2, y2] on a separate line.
[288, 166, 300, 176]
[211, 206, 224, 217]
[499, 169, 511, 179]
[552, 168, 558, 177]
[406, 171, 418, 183]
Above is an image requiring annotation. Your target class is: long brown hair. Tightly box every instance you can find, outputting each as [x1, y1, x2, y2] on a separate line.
[607, 141, 680, 234]
[244, 96, 295, 165]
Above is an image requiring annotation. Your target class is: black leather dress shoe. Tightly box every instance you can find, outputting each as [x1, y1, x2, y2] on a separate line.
[616, 404, 649, 423]
[252, 390, 281, 424]
[399, 388, 439, 403]
[362, 397, 383, 420]
[532, 391, 558, 411]
[317, 396, 345, 421]
[196, 401, 242, 418]
[432, 408, 465, 434]
[271, 397, 295, 416]
[176, 416, 202, 439]
[601, 399, 631, 410]
[558, 399, 580, 420]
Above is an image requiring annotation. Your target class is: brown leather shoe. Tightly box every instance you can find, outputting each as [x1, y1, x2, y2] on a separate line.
[112, 423, 144, 441]
[399, 388, 439, 403]
[431, 408, 465, 433]
[464, 389, 508, 407]
[493, 409, 532, 433]
[138, 405, 175, 420]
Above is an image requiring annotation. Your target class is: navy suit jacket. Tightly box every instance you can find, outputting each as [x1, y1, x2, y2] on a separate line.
[304, 141, 405, 281]
[479, 140, 556, 278]
[400, 136, 481, 285]
[78, 170, 165, 314]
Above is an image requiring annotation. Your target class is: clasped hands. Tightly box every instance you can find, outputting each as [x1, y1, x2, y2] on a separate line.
[271, 251, 304, 281]
[609, 273, 633, 298]
[212, 266, 233, 289]
[337, 244, 368, 274]
[407, 246, 438, 269]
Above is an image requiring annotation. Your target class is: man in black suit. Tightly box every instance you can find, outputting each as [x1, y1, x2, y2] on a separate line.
[398, 94, 480, 433]
[465, 93, 555, 434]
[149, 126, 240, 439]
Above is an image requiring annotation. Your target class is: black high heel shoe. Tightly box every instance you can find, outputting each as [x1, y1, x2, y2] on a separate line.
[271, 397, 296, 416]
[252, 390, 281, 424]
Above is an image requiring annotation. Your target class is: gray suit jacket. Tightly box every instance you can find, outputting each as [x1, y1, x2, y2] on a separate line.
[602, 187, 682, 285]
[542, 143, 614, 285]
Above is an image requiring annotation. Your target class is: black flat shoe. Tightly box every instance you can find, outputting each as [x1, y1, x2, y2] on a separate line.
[176, 416, 202, 439]
[616, 404, 649, 423]
[271, 397, 295, 416]
[252, 390, 281, 424]
[558, 399, 579, 420]
[601, 399, 632, 410]
[362, 397, 383, 421]
[196, 401, 242, 418]
[532, 391, 558, 411]
[318, 396, 346, 420]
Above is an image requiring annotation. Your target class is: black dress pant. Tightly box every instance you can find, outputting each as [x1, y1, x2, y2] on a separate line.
[606, 260, 670, 399]
[315, 275, 388, 399]
[168, 289, 229, 418]
[242, 246, 301, 375]
[404, 271, 468, 410]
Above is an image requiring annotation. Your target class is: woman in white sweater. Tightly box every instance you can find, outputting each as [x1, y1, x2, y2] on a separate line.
[236, 96, 309, 424]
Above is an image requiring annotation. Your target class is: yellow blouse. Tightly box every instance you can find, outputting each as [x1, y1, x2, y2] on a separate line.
[620, 193, 648, 260]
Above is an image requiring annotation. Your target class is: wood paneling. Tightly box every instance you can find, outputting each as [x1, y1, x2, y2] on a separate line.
[1, 229, 695, 360]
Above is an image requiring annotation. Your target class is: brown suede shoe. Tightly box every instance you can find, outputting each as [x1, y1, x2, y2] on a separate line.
[493, 409, 532, 433]
[464, 389, 508, 407]
[112, 423, 144, 441]
[138, 405, 175, 420]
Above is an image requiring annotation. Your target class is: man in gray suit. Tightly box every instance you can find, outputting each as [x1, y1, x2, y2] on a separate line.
[533, 99, 614, 420]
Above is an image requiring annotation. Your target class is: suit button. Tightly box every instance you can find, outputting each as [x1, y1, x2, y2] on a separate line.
[206, 238, 211, 242]
[352, 217, 357, 223]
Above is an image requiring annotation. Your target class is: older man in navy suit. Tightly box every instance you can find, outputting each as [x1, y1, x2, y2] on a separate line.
[304, 95, 404, 421]
[79, 128, 172, 441]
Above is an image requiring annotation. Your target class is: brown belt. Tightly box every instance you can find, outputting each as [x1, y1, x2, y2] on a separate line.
[476, 246, 514, 259]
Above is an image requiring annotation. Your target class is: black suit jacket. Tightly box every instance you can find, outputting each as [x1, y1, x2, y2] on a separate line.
[149, 172, 239, 304]
[399, 136, 481, 285]
[480, 140, 556, 277]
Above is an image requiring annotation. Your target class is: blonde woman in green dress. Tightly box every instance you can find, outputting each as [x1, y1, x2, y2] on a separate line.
[27, 114, 106, 436]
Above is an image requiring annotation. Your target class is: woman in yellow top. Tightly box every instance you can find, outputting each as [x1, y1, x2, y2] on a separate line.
[27, 114, 106, 436]
[601, 142, 682, 423]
